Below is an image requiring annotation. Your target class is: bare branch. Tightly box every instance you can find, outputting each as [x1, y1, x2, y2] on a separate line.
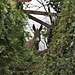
[37, 0, 47, 12]
[23, 10, 61, 16]
[35, 6, 44, 11]
[37, 0, 43, 5]
[48, 6, 53, 24]
[28, 15, 53, 29]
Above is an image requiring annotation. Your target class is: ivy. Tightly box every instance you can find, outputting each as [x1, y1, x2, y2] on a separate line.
[0, 0, 39, 74]
[35, 0, 75, 75]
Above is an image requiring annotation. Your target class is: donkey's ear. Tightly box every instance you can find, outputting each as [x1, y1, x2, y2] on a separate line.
[39, 25, 42, 31]
[33, 24, 36, 31]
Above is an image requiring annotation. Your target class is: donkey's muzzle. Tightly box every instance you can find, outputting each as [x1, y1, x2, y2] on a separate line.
[36, 37, 40, 42]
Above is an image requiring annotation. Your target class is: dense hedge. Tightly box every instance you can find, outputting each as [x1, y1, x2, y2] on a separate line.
[0, 0, 75, 75]
[0, 0, 37, 74]
[34, 0, 75, 75]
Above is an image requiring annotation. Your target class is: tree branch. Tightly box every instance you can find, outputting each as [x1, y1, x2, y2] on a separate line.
[28, 15, 53, 29]
[23, 10, 61, 17]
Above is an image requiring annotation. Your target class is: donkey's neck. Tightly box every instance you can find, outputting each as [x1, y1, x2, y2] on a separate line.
[35, 42, 39, 50]
[26, 36, 39, 50]
[29, 37, 35, 48]
[33, 37, 39, 50]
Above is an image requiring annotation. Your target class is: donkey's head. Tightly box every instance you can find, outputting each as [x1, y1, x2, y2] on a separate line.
[33, 24, 42, 43]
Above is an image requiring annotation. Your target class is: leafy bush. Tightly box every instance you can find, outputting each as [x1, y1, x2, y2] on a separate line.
[35, 0, 75, 75]
[0, 0, 39, 74]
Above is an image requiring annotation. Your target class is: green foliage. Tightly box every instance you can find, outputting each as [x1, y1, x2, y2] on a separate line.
[35, 0, 75, 75]
[0, 0, 75, 75]
[0, 0, 40, 74]
[45, 0, 64, 13]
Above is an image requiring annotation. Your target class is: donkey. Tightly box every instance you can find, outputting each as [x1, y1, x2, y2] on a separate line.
[26, 24, 42, 50]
